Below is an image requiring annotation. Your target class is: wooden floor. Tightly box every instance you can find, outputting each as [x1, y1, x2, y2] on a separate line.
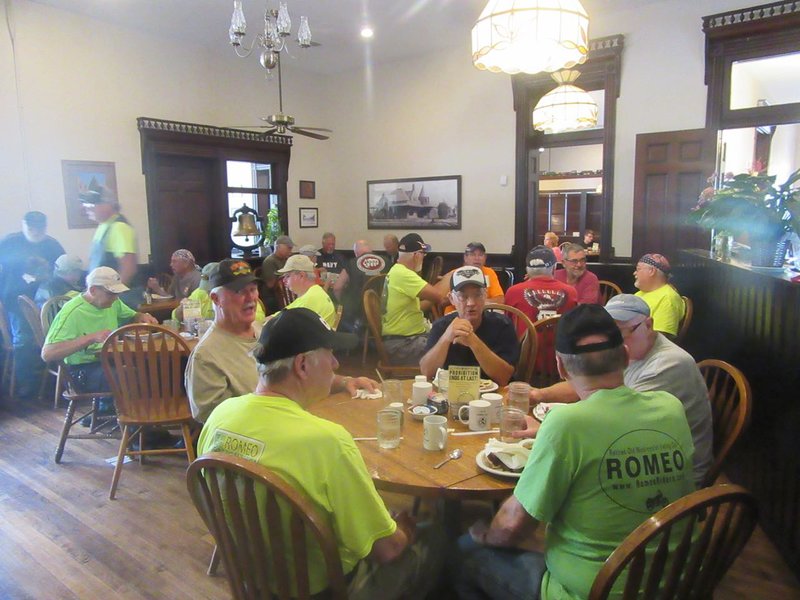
[0, 395, 798, 599]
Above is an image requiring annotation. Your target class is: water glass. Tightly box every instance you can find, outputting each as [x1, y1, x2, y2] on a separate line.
[162, 319, 180, 332]
[383, 379, 403, 404]
[377, 409, 402, 449]
[507, 381, 531, 414]
[436, 369, 449, 393]
[499, 407, 527, 443]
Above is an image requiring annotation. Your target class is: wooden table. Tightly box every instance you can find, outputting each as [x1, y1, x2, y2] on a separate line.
[310, 381, 516, 502]
[137, 298, 180, 315]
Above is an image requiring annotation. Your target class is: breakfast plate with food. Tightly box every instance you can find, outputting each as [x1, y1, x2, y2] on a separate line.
[476, 438, 534, 478]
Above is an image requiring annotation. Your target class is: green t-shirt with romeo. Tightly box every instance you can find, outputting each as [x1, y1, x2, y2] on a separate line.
[514, 386, 695, 600]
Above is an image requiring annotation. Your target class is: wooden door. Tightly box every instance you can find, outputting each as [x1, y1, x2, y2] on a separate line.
[632, 129, 716, 261]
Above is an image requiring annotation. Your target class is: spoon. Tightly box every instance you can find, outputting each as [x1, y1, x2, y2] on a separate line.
[433, 448, 463, 469]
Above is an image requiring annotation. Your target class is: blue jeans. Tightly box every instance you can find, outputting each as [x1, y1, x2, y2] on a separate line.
[452, 533, 546, 600]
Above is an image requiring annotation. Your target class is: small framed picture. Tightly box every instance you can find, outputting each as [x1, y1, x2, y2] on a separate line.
[61, 160, 118, 229]
[299, 207, 318, 228]
[299, 180, 316, 199]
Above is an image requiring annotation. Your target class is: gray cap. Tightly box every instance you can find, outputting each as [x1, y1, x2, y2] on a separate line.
[604, 294, 651, 322]
[54, 254, 84, 275]
[275, 235, 294, 248]
[199, 262, 219, 293]
[297, 244, 321, 257]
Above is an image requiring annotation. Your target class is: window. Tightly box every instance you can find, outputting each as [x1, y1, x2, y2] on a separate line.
[226, 160, 279, 246]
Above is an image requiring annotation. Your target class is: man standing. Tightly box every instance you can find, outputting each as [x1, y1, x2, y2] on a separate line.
[279, 254, 337, 328]
[198, 308, 444, 599]
[554, 242, 600, 304]
[436, 242, 505, 313]
[383, 234, 400, 269]
[505, 246, 577, 335]
[633, 253, 685, 338]
[35, 254, 84, 307]
[420, 267, 518, 386]
[147, 249, 201, 300]
[81, 188, 138, 287]
[381, 233, 445, 364]
[41, 267, 157, 393]
[261, 235, 294, 314]
[455, 304, 695, 599]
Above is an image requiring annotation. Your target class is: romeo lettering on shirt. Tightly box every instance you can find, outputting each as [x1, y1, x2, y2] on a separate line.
[209, 429, 265, 462]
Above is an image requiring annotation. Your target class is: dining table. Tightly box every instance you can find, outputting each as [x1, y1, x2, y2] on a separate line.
[137, 297, 181, 317]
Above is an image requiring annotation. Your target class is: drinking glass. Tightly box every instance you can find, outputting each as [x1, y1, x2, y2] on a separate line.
[383, 379, 403, 404]
[507, 381, 531, 414]
[499, 407, 527, 442]
[377, 409, 401, 449]
[162, 319, 180, 332]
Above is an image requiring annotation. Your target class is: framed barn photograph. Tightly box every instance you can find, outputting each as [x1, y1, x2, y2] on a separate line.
[299, 207, 318, 228]
[367, 175, 461, 230]
[61, 160, 117, 229]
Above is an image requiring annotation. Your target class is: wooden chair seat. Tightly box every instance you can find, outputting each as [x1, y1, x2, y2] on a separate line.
[362, 288, 419, 378]
[676, 295, 693, 346]
[532, 315, 562, 388]
[484, 303, 538, 384]
[360, 275, 386, 365]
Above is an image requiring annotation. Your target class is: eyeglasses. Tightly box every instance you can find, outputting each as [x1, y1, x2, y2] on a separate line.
[564, 257, 587, 265]
[619, 321, 645, 338]
[453, 290, 487, 303]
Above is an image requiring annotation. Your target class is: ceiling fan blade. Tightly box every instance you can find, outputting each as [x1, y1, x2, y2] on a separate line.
[292, 126, 333, 132]
[261, 127, 280, 136]
[289, 127, 330, 140]
[227, 125, 271, 129]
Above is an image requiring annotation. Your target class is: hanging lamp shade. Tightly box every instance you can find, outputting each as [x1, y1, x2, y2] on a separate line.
[471, 0, 589, 75]
[532, 70, 598, 133]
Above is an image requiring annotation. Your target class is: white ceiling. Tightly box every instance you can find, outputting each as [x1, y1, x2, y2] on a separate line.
[27, 0, 658, 74]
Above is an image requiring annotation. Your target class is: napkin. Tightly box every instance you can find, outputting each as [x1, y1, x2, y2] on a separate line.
[484, 438, 533, 471]
[352, 389, 383, 400]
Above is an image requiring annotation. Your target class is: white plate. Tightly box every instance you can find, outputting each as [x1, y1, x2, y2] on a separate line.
[151, 294, 174, 300]
[476, 450, 522, 479]
[480, 379, 499, 393]
[123, 331, 163, 341]
[532, 402, 568, 422]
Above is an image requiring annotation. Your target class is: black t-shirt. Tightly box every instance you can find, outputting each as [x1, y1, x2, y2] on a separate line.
[424, 311, 520, 378]
[316, 251, 346, 273]
[340, 257, 368, 319]
[0, 232, 64, 303]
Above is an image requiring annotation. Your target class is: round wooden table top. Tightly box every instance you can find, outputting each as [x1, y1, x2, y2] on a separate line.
[310, 380, 517, 501]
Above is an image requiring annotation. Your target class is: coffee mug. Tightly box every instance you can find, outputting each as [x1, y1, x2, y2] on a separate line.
[458, 399, 491, 431]
[481, 393, 504, 425]
[411, 381, 433, 406]
[423, 415, 448, 451]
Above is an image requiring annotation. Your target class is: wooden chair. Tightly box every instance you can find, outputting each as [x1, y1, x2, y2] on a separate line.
[532, 315, 562, 388]
[676, 295, 693, 346]
[484, 303, 538, 383]
[0, 300, 15, 398]
[187, 452, 348, 600]
[598, 280, 623, 305]
[275, 278, 297, 309]
[17, 294, 54, 399]
[362, 289, 419, 378]
[697, 359, 752, 488]
[588, 484, 758, 600]
[360, 275, 386, 365]
[40, 295, 72, 408]
[100, 324, 196, 499]
[425, 255, 444, 284]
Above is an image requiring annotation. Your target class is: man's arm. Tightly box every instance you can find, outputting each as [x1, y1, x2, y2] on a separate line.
[185, 353, 233, 423]
[417, 283, 445, 305]
[530, 381, 579, 405]
[471, 495, 539, 549]
[461, 332, 515, 386]
[332, 374, 379, 395]
[134, 312, 158, 325]
[42, 329, 110, 363]
[332, 268, 349, 300]
[419, 320, 455, 379]
[369, 511, 415, 564]
[117, 253, 138, 285]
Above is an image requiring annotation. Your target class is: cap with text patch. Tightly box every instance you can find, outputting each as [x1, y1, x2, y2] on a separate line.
[555, 304, 623, 355]
[451, 266, 487, 291]
[398, 233, 431, 253]
[209, 259, 259, 291]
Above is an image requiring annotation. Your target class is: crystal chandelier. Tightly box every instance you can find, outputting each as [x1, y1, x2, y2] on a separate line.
[532, 70, 598, 134]
[228, 1, 312, 72]
[472, 0, 589, 75]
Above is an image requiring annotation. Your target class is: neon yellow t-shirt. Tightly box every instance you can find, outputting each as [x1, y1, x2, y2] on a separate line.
[636, 285, 685, 336]
[381, 263, 427, 336]
[198, 394, 397, 595]
[286, 284, 336, 328]
[92, 214, 137, 258]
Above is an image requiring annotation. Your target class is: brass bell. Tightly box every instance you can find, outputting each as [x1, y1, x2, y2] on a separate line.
[233, 212, 261, 238]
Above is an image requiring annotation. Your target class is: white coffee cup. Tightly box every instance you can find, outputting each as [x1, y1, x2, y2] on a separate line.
[411, 381, 433, 406]
[481, 393, 504, 425]
[458, 399, 491, 431]
[423, 415, 448, 451]
[415, 375, 428, 383]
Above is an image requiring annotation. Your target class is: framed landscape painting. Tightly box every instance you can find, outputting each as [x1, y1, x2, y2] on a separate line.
[299, 207, 318, 228]
[367, 175, 461, 230]
[61, 160, 117, 229]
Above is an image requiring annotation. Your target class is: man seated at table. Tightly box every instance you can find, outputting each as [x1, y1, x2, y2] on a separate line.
[35, 254, 85, 307]
[526, 294, 712, 487]
[381, 233, 445, 364]
[454, 304, 695, 600]
[554, 242, 600, 305]
[633, 253, 685, 338]
[582, 229, 596, 249]
[435, 242, 505, 314]
[198, 308, 444, 598]
[279, 254, 336, 328]
[383, 234, 399, 269]
[333, 239, 379, 334]
[261, 235, 294, 314]
[420, 266, 518, 386]
[543, 231, 563, 262]
[316, 231, 346, 286]
[146, 248, 201, 300]
[41, 266, 157, 393]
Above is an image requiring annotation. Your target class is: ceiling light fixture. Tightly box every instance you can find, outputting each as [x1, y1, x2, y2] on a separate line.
[360, 27, 374, 38]
[228, 1, 312, 73]
[532, 70, 598, 134]
[471, 0, 589, 75]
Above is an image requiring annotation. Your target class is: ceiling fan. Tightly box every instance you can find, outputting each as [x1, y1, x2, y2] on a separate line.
[229, 53, 332, 141]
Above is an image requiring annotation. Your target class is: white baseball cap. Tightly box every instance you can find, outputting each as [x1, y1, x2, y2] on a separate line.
[277, 254, 316, 274]
[451, 266, 487, 291]
[86, 267, 129, 294]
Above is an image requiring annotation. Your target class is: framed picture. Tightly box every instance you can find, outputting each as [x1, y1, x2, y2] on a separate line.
[367, 175, 461, 230]
[61, 160, 118, 229]
[299, 207, 318, 228]
[299, 180, 316, 199]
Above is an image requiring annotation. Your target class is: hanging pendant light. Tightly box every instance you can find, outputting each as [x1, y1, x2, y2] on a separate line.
[472, 0, 589, 75]
[532, 70, 598, 134]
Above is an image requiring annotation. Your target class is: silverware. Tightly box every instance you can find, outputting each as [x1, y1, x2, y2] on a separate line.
[433, 448, 463, 469]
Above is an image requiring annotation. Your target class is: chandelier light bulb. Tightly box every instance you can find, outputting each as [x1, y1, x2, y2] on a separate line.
[276, 2, 291, 36]
[229, 0, 247, 46]
[229, 2, 314, 70]
[532, 70, 598, 134]
[298, 16, 312, 47]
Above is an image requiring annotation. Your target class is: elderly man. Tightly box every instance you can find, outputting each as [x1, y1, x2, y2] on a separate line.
[381, 233, 445, 364]
[436, 242, 505, 314]
[198, 308, 444, 599]
[333, 239, 378, 333]
[279, 254, 336, 328]
[420, 266, 518, 386]
[261, 235, 294, 313]
[543, 231, 563, 262]
[454, 304, 695, 599]
[504, 246, 577, 335]
[35, 254, 84, 306]
[383, 234, 400, 269]
[147, 249, 201, 300]
[634, 253, 685, 337]
[554, 242, 600, 304]
[42, 267, 156, 393]
[316, 232, 346, 283]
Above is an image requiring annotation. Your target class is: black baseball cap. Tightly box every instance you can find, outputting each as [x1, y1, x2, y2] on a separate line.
[464, 242, 486, 254]
[209, 259, 260, 291]
[398, 233, 431, 253]
[526, 245, 557, 269]
[555, 304, 624, 355]
[254, 308, 358, 364]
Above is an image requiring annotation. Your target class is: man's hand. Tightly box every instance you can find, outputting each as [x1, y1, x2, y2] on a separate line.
[510, 415, 541, 439]
[135, 312, 158, 325]
[146, 277, 160, 292]
[393, 510, 417, 546]
[344, 376, 379, 396]
[468, 519, 490, 545]
[88, 329, 112, 345]
[445, 317, 476, 347]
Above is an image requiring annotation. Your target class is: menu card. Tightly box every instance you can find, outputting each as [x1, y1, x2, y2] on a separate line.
[447, 365, 480, 407]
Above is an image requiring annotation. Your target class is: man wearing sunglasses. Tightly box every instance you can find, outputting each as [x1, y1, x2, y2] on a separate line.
[554, 243, 600, 304]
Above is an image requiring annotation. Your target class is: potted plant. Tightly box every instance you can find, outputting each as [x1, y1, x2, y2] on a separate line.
[261, 206, 283, 255]
[689, 169, 800, 266]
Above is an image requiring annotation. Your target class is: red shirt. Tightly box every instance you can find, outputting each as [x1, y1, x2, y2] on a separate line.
[554, 269, 600, 305]
[504, 277, 578, 335]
